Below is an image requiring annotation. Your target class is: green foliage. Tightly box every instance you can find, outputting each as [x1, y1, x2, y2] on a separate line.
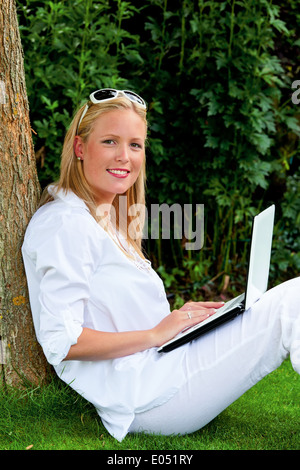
[16, 0, 300, 293]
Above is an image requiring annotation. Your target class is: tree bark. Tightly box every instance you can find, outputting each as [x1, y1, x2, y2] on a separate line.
[0, 0, 49, 386]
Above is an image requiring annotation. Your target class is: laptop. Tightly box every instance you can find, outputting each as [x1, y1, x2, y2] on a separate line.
[157, 205, 275, 353]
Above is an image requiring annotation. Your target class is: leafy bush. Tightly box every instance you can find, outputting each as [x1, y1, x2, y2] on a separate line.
[17, 0, 300, 294]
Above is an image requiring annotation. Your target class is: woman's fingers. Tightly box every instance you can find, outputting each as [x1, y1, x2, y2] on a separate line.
[182, 307, 215, 321]
[180, 301, 224, 312]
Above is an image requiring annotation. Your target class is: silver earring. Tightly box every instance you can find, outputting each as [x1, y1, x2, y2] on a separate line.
[77, 157, 81, 161]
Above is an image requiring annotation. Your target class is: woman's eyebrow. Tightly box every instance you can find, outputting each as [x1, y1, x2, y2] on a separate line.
[99, 134, 145, 141]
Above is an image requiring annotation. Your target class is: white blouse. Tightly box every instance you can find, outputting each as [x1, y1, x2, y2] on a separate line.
[22, 188, 188, 441]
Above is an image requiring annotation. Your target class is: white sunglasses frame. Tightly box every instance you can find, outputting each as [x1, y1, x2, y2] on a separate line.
[77, 89, 146, 132]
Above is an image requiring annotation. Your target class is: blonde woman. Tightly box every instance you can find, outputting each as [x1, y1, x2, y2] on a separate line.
[22, 89, 300, 442]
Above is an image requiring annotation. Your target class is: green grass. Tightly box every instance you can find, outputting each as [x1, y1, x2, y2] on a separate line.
[0, 359, 299, 451]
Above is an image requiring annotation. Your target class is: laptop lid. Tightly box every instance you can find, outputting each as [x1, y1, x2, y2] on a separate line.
[244, 205, 275, 310]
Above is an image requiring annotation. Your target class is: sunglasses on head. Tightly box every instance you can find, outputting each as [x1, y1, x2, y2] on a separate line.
[77, 88, 147, 131]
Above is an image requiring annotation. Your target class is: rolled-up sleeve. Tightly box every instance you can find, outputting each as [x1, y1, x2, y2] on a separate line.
[22, 209, 101, 366]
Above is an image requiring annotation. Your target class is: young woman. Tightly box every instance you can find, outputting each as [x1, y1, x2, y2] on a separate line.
[22, 89, 300, 442]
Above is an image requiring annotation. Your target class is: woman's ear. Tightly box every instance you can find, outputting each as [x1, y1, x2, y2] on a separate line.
[74, 136, 84, 160]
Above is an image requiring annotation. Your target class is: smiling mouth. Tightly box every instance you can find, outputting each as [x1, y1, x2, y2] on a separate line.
[106, 169, 130, 178]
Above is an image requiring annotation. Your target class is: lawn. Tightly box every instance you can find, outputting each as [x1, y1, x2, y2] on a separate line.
[0, 359, 299, 451]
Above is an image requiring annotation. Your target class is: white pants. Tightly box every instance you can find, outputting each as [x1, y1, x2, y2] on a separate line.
[129, 277, 300, 436]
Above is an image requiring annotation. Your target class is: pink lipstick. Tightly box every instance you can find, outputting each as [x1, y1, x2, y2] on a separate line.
[106, 168, 130, 178]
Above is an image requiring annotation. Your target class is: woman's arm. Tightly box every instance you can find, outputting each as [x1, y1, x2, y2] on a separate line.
[64, 301, 224, 361]
[64, 327, 157, 361]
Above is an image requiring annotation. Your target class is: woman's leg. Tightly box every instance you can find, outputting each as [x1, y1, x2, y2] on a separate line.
[129, 278, 300, 436]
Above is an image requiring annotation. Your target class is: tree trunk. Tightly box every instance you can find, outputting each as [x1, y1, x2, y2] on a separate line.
[0, 0, 49, 386]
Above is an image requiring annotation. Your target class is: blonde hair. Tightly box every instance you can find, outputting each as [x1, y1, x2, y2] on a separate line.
[39, 96, 148, 257]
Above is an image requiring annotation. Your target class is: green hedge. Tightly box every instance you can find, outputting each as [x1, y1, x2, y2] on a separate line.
[17, 0, 300, 295]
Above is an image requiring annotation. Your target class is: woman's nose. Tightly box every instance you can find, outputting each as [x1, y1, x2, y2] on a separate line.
[116, 144, 129, 162]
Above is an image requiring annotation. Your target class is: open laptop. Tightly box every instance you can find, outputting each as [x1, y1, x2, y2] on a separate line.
[158, 205, 275, 353]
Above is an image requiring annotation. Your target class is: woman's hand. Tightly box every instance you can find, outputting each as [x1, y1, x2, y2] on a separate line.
[151, 301, 225, 347]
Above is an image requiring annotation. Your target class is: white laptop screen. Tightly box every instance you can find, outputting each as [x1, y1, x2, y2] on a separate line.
[245, 205, 275, 310]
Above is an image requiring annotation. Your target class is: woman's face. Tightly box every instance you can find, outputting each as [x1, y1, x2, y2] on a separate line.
[74, 108, 146, 205]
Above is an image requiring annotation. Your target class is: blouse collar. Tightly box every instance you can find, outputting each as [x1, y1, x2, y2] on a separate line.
[48, 185, 90, 212]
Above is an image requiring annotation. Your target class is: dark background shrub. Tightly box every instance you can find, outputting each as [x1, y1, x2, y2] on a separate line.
[17, 0, 300, 297]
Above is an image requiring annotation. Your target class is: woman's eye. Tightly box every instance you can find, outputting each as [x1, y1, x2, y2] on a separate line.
[102, 139, 115, 145]
[131, 142, 143, 149]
